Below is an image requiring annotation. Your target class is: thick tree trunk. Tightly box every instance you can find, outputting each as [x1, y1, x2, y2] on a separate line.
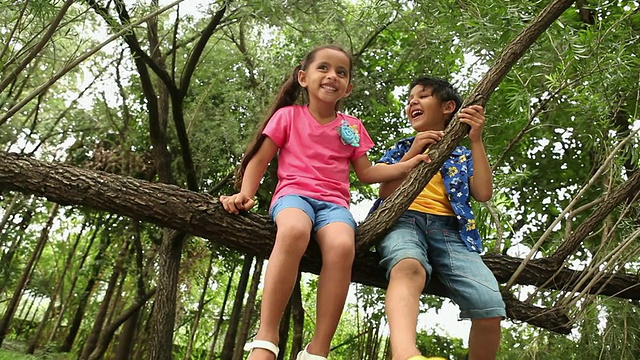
[0, 203, 58, 347]
[148, 230, 186, 360]
[221, 255, 253, 360]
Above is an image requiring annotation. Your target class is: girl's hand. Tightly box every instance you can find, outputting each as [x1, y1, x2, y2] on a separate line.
[401, 153, 431, 173]
[457, 105, 485, 143]
[219, 193, 255, 214]
[407, 130, 444, 158]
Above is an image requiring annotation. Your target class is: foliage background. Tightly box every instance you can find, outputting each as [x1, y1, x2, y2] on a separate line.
[0, 0, 638, 359]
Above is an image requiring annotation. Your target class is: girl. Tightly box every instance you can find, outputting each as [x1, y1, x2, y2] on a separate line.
[220, 44, 428, 360]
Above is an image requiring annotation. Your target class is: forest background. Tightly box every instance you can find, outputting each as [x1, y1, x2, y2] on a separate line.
[0, 0, 638, 359]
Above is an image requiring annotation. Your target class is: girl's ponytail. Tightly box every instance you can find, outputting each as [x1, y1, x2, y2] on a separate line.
[234, 65, 304, 189]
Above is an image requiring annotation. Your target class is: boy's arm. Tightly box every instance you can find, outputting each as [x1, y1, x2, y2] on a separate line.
[220, 137, 278, 213]
[459, 105, 493, 202]
[468, 141, 493, 202]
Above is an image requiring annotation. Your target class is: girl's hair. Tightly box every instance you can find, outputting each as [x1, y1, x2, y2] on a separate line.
[234, 44, 354, 189]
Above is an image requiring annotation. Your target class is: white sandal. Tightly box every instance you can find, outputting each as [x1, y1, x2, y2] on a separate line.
[296, 344, 328, 360]
[244, 340, 279, 358]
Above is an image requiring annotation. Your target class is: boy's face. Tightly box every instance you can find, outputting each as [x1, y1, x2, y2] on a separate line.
[406, 85, 455, 132]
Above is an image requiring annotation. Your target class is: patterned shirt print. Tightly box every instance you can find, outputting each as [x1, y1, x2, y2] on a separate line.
[373, 136, 483, 252]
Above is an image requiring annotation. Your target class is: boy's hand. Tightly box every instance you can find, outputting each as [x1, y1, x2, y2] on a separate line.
[219, 193, 255, 214]
[407, 130, 445, 158]
[458, 105, 485, 143]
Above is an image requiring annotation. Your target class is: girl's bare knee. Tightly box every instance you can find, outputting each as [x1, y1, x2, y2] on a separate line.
[322, 238, 355, 266]
[273, 224, 311, 258]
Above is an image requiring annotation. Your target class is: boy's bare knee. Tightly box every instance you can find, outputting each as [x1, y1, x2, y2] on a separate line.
[390, 259, 426, 282]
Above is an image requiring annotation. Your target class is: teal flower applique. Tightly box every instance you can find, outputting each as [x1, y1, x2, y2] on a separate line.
[337, 119, 360, 147]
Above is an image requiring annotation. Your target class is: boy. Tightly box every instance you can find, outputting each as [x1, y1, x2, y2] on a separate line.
[373, 76, 505, 360]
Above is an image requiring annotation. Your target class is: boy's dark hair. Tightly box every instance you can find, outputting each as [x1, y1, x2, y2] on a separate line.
[410, 76, 462, 125]
[235, 44, 354, 189]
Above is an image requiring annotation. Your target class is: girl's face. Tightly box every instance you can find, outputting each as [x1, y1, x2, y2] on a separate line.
[298, 48, 353, 106]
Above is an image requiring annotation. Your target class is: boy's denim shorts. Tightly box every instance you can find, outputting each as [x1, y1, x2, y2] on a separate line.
[270, 195, 357, 233]
[376, 210, 506, 320]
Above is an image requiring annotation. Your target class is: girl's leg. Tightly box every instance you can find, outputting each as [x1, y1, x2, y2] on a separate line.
[305, 222, 355, 357]
[249, 208, 312, 360]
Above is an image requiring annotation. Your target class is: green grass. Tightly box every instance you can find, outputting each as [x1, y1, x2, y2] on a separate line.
[0, 342, 75, 360]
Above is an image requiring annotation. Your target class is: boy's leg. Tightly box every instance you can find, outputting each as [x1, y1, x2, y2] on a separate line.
[305, 201, 357, 357]
[386, 258, 427, 360]
[250, 199, 314, 360]
[468, 317, 501, 360]
[377, 212, 431, 360]
[424, 214, 505, 360]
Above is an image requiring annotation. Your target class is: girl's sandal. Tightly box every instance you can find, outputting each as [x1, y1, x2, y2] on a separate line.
[296, 344, 327, 360]
[243, 340, 279, 359]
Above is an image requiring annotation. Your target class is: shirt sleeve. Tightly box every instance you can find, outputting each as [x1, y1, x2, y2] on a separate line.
[377, 140, 408, 165]
[262, 107, 290, 147]
[465, 148, 474, 177]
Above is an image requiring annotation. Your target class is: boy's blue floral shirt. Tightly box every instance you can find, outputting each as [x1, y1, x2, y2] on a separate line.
[371, 136, 483, 253]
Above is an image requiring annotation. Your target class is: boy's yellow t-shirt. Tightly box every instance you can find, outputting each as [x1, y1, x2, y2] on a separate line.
[408, 172, 455, 216]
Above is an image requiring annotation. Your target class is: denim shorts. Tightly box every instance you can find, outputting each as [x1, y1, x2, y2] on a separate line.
[270, 195, 357, 232]
[376, 210, 506, 319]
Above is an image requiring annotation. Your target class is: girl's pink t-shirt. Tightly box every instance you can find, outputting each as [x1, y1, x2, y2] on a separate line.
[263, 105, 374, 209]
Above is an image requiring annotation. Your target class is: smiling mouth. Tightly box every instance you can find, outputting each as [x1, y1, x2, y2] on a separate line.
[321, 85, 337, 92]
[411, 109, 424, 119]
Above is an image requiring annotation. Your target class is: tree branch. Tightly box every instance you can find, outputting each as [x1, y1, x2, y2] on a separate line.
[549, 169, 640, 267]
[3, 152, 640, 334]
[0, 0, 75, 94]
[179, 2, 228, 94]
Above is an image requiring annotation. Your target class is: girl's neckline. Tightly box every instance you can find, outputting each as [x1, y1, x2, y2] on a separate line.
[304, 105, 341, 126]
